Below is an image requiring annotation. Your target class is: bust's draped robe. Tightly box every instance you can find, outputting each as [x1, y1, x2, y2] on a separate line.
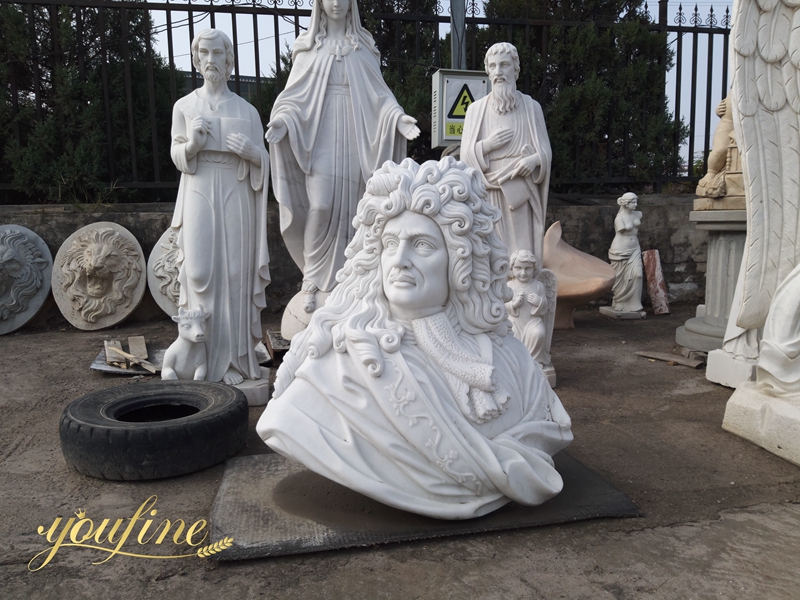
[171, 91, 271, 382]
[462, 93, 551, 262]
[259, 313, 572, 519]
[270, 41, 407, 292]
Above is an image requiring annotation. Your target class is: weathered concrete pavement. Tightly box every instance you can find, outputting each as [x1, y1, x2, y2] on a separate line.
[1, 305, 798, 599]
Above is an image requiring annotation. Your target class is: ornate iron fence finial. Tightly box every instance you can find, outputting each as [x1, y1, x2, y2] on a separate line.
[675, 4, 686, 26]
[691, 4, 702, 27]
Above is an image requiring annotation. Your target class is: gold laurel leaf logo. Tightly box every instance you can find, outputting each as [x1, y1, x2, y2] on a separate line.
[196, 536, 234, 559]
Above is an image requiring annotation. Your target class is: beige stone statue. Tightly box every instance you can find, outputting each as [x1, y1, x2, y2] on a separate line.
[697, 97, 733, 198]
[695, 95, 745, 209]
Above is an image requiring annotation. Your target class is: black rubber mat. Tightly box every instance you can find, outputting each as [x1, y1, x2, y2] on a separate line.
[209, 451, 641, 561]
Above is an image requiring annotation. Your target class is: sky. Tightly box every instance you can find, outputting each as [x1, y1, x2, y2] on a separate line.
[150, 1, 734, 172]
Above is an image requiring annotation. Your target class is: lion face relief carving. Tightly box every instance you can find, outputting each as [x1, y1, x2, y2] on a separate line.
[153, 229, 181, 306]
[0, 229, 49, 321]
[59, 228, 143, 323]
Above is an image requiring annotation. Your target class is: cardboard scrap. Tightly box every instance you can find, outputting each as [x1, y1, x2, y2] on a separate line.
[102, 336, 158, 373]
[105, 346, 160, 374]
[636, 351, 703, 369]
[127, 336, 148, 360]
[104, 340, 125, 368]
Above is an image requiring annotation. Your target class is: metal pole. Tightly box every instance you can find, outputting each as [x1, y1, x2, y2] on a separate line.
[450, 0, 466, 70]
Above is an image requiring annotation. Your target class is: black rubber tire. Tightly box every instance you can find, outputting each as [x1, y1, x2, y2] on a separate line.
[60, 381, 249, 481]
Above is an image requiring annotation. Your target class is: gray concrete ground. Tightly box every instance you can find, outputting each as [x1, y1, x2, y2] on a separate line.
[1, 305, 798, 599]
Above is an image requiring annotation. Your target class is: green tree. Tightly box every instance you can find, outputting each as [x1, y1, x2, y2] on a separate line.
[478, 0, 687, 192]
[360, 0, 444, 162]
[0, 5, 175, 204]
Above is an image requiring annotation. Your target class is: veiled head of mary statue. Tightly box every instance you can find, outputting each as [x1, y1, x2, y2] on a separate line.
[289, 158, 513, 378]
[322, 0, 350, 22]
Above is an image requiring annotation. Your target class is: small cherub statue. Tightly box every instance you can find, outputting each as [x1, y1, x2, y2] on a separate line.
[162, 305, 211, 381]
[506, 250, 557, 383]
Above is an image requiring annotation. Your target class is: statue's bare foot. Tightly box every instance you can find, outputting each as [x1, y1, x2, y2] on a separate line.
[223, 368, 244, 385]
[302, 292, 316, 313]
[301, 280, 318, 313]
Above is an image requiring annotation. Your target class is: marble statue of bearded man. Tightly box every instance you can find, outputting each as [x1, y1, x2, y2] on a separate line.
[461, 42, 552, 262]
[257, 157, 572, 520]
[170, 29, 271, 385]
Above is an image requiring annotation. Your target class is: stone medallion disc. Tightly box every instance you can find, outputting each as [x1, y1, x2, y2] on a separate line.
[52, 222, 147, 331]
[0, 225, 53, 335]
[147, 227, 180, 317]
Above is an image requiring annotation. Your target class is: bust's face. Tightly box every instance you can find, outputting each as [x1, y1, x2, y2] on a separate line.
[380, 211, 449, 321]
[513, 262, 535, 283]
[322, 0, 349, 23]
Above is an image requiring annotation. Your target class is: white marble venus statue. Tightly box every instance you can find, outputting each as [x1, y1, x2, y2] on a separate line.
[603, 192, 645, 318]
[168, 29, 271, 386]
[266, 0, 420, 313]
[461, 42, 552, 263]
[258, 158, 572, 520]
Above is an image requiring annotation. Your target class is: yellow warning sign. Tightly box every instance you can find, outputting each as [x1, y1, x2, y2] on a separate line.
[447, 84, 475, 119]
[446, 122, 464, 136]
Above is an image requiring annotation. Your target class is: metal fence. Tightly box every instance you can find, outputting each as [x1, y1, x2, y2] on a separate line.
[0, 0, 731, 201]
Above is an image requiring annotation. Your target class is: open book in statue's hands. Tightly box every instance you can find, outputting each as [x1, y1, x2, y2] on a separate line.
[496, 145, 537, 210]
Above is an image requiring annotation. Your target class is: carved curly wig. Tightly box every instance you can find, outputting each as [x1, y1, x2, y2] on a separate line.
[276, 157, 513, 394]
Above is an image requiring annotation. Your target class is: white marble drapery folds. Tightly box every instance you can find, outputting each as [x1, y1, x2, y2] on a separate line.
[260, 311, 571, 519]
[607, 195, 644, 314]
[757, 263, 800, 396]
[609, 246, 644, 312]
[258, 157, 571, 520]
[171, 91, 271, 383]
[461, 92, 552, 262]
[268, 1, 407, 293]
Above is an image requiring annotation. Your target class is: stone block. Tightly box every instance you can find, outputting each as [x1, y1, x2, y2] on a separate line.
[722, 383, 800, 467]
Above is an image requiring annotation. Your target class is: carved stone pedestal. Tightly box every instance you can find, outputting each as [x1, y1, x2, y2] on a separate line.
[675, 210, 746, 352]
[280, 289, 332, 341]
[599, 307, 646, 320]
[723, 383, 800, 468]
[706, 350, 757, 388]
[235, 367, 271, 407]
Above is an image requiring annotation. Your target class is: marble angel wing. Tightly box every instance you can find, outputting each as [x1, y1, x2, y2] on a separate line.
[537, 267, 558, 352]
[732, 0, 800, 330]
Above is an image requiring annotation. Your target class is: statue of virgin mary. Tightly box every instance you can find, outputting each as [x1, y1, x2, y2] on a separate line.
[266, 0, 419, 312]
